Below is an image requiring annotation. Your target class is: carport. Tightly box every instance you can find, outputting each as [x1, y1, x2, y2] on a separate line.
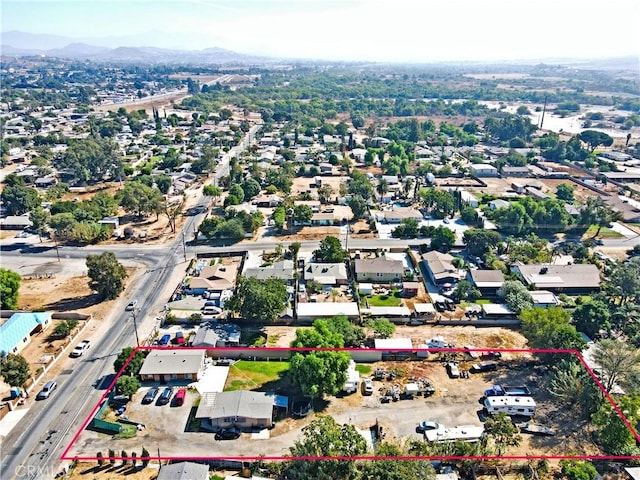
[194, 365, 229, 395]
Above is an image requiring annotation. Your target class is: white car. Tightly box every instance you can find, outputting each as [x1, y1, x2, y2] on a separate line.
[125, 300, 138, 311]
[70, 340, 90, 357]
[362, 378, 374, 395]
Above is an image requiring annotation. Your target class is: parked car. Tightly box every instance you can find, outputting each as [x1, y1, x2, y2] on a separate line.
[416, 421, 440, 433]
[157, 387, 174, 405]
[215, 428, 241, 440]
[36, 381, 57, 400]
[158, 334, 171, 345]
[125, 299, 138, 311]
[70, 340, 91, 357]
[362, 378, 374, 395]
[203, 305, 222, 315]
[470, 361, 498, 373]
[174, 388, 186, 406]
[174, 331, 185, 345]
[142, 387, 159, 404]
[446, 362, 460, 378]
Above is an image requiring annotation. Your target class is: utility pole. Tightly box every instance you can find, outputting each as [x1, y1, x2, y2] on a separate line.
[53, 234, 60, 262]
[131, 310, 140, 347]
[182, 232, 187, 262]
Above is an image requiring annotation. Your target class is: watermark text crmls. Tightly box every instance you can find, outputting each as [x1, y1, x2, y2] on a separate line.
[14, 464, 59, 479]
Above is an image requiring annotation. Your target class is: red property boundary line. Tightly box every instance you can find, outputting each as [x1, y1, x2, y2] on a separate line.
[61, 346, 640, 462]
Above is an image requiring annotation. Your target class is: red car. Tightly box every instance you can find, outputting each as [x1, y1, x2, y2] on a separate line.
[174, 331, 185, 345]
[174, 388, 186, 406]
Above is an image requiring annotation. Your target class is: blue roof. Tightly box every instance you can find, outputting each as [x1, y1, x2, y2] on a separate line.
[0, 312, 51, 354]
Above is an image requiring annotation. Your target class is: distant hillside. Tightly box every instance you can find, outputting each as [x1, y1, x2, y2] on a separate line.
[0, 30, 271, 65]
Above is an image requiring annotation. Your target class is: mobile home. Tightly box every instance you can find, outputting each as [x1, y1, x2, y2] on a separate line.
[483, 396, 536, 417]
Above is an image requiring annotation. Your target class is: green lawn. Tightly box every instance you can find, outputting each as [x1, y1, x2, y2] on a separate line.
[367, 290, 402, 307]
[224, 360, 289, 391]
[475, 299, 492, 305]
[583, 225, 624, 239]
[356, 364, 372, 375]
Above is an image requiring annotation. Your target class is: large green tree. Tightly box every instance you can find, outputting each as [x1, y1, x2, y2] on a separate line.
[0, 268, 21, 309]
[86, 252, 127, 300]
[0, 174, 41, 215]
[579, 130, 614, 152]
[56, 137, 122, 184]
[116, 375, 141, 398]
[520, 307, 586, 353]
[314, 236, 347, 263]
[113, 347, 147, 376]
[463, 229, 503, 257]
[289, 350, 351, 400]
[483, 413, 522, 454]
[360, 442, 435, 480]
[119, 181, 163, 219]
[572, 300, 610, 338]
[283, 416, 367, 480]
[226, 276, 287, 323]
[499, 280, 533, 314]
[592, 394, 640, 456]
[0, 353, 30, 388]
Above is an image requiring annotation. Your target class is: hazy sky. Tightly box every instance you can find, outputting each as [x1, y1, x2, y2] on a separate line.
[3, 0, 640, 62]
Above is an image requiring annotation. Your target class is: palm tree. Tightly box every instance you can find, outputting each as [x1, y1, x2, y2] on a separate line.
[377, 178, 389, 202]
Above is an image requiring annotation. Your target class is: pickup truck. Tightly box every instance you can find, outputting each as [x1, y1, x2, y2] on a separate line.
[484, 385, 531, 397]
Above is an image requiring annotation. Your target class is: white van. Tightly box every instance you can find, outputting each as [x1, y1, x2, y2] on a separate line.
[484, 396, 536, 417]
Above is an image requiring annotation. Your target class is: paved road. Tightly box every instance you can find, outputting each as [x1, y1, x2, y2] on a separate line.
[0, 136, 253, 479]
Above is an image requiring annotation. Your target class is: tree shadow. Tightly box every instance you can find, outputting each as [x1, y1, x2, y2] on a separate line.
[46, 293, 102, 311]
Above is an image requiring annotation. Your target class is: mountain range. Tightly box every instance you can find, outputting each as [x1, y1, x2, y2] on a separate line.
[0, 31, 271, 64]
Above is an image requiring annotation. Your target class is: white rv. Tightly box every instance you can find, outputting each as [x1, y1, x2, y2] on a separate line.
[424, 424, 485, 443]
[342, 360, 360, 394]
[484, 396, 536, 417]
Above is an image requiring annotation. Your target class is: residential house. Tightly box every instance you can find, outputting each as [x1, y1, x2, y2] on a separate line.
[252, 195, 282, 208]
[157, 462, 209, 480]
[310, 212, 335, 226]
[294, 200, 321, 213]
[0, 312, 52, 355]
[458, 189, 479, 208]
[303, 263, 349, 286]
[191, 323, 241, 348]
[468, 270, 505, 297]
[245, 260, 295, 284]
[0, 215, 32, 230]
[34, 176, 57, 188]
[603, 197, 640, 223]
[421, 251, 465, 285]
[195, 390, 274, 431]
[185, 263, 239, 295]
[139, 350, 206, 383]
[470, 164, 499, 177]
[512, 263, 601, 294]
[369, 137, 391, 148]
[354, 256, 404, 283]
[381, 208, 424, 224]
